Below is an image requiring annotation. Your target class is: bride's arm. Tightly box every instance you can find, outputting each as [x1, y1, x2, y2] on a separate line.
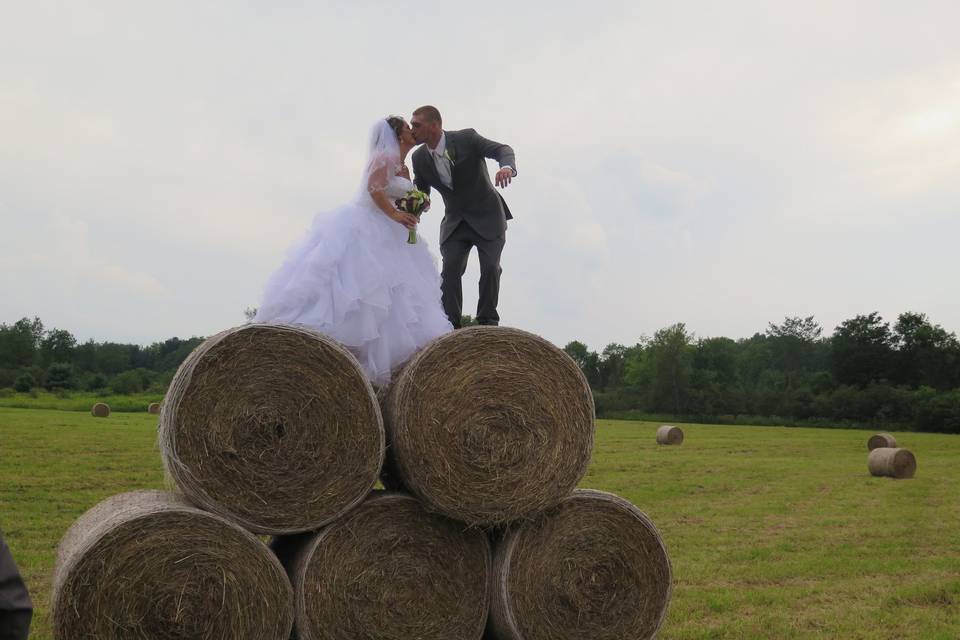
[367, 164, 418, 229]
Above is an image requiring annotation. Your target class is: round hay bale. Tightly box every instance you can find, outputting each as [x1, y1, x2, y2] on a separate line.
[868, 447, 917, 479]
[656, 425, 683, 445]
[867, 432, 897, 450]
[489, 489, 672, 640]
[384, 326, 595, 526]
[51, 490, 294, 640]
[90, 402, 110, 418]
[159, 323, 384, 534]
[274, 491, 491, 640]
[147, 402, 161, 414]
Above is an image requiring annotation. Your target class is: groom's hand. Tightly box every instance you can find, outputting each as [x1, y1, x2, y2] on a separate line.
[495, 167, 514, 188]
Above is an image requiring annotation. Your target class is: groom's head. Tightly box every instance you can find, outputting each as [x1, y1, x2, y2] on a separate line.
[411, 105, 442, 147]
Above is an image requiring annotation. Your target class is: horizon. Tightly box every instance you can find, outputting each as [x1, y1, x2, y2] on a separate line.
[2, 3, 958, 351]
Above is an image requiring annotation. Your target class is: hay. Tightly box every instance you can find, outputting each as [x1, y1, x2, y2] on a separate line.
[147, 402, 161, 414]
[867, 433, 897, 450]
[158, 323, 385, 534]
[488, 489, 672, 640]
[51, 490, 294, 640]
[383, 326, 595, 526]
[868, 447, 917, 479]
[273, 491, 491, 640]
[656, 425, 684, 445]
[91, 402, 110, 418]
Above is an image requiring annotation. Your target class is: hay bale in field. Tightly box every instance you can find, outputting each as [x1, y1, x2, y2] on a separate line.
[147, 402, 161, 414]
[51, 490, 294, 640]
[159, 323, 384, 534]
[90, 402, 110, 418]
[868, 447, 917, 479]
[867, 433, 897, 450]
[273, 491, 491, 640]
[383, 326, 595, 526]
[656, 425, 683, 445]
[488, 489, 672, 640]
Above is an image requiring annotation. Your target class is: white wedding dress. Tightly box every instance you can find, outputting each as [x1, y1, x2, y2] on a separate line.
[254, 171, 453, 386]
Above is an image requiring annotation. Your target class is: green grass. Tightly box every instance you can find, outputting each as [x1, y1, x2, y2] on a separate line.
[0, 391, 163, 412]
[1, 408, 958, 639]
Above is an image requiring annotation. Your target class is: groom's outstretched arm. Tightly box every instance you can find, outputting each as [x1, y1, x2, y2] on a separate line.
[468, 129, 516, 188]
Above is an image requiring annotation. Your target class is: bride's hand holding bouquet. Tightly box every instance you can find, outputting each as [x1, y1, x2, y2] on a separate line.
[395, 190, 430, 244]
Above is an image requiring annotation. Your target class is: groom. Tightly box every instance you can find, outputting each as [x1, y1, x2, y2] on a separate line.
[410, 106, 516, 328]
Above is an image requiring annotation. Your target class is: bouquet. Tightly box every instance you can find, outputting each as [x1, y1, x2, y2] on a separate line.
[395, 189, 430, 244]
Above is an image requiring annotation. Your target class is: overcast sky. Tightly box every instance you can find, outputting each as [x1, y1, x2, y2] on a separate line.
[2, 2, 958, 350]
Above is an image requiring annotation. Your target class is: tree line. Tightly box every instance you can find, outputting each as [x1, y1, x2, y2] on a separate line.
[3, 311, 959, 433]
[0, 317, 203, 395]
[563, 312, 960, 433]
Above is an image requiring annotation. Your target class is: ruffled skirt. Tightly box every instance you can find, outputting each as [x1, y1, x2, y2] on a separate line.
[254, 200, 452, 386]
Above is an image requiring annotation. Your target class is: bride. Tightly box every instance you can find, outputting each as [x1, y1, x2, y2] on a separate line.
[254, 117, 453, 385]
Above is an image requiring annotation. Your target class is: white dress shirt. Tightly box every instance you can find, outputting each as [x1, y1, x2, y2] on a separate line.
[429, 132, 453, 189]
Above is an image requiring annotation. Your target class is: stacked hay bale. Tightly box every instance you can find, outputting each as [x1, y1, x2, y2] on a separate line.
[866, 433, 916, 479]
[382, 326, 673, 639]
[868, 446, 917, 479]
[867, 433, 896, 450]
[54, 324, 674, 640]
[53, 324, 386, 638]
[51, 491, 293, 640]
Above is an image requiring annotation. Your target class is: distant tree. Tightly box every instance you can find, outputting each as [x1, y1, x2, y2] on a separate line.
[563, 341, 600, 386]
[96, 342, 134, 374]
[646, 323, 694, 414]
[831, 312, 894, 387]
[765, 316, 823, 390]
[44, 363, 76, 391]
[40, 328, 77, 366]
[13, 371, 35, 392]
[597, 343, 628, 389]
[110, 370, 145, 394]
[0, 317, 44, 368]
[82, 372, 109, 391]
[891, 312, 960, 389]
[459, 315, 479, 327]
[244, 307, 258, 322]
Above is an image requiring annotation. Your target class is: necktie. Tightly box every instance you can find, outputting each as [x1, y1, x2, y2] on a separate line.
[434, 149, 452, 189]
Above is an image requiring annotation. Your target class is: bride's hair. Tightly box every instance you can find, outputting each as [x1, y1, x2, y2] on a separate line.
[385, 116, 406, 140]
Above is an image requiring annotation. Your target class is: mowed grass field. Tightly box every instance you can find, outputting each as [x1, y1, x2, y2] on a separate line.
[1, 407, 959, 639]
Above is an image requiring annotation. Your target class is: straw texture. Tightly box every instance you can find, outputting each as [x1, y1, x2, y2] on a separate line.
[867, 433, 897, 451]
[656, 425, 684, 445]
[158, 323, 384, 534]
[383, 326, 595, 526]
[91, 402, 110, 418]
[51, 490, 294, 640]
[273, 491, 491, 640]
[488, 489, 672, 640]
[868, 447, 917, 479]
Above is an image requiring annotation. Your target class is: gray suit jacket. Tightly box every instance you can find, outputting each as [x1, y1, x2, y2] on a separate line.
[412, 128, 516, 243]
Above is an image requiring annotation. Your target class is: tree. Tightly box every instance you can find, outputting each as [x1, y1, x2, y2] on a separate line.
[831, 313, 894, 387]
[891, 312, 960, 389]
[646, 323, 694, 414]
[0, 317, 44, 368]
[765, 316, 823, 390]
[40, 328, 77, 366]
[13, 371, 35, 392]
[44, 363, 75, 391]
[563, 341, 600, 386]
